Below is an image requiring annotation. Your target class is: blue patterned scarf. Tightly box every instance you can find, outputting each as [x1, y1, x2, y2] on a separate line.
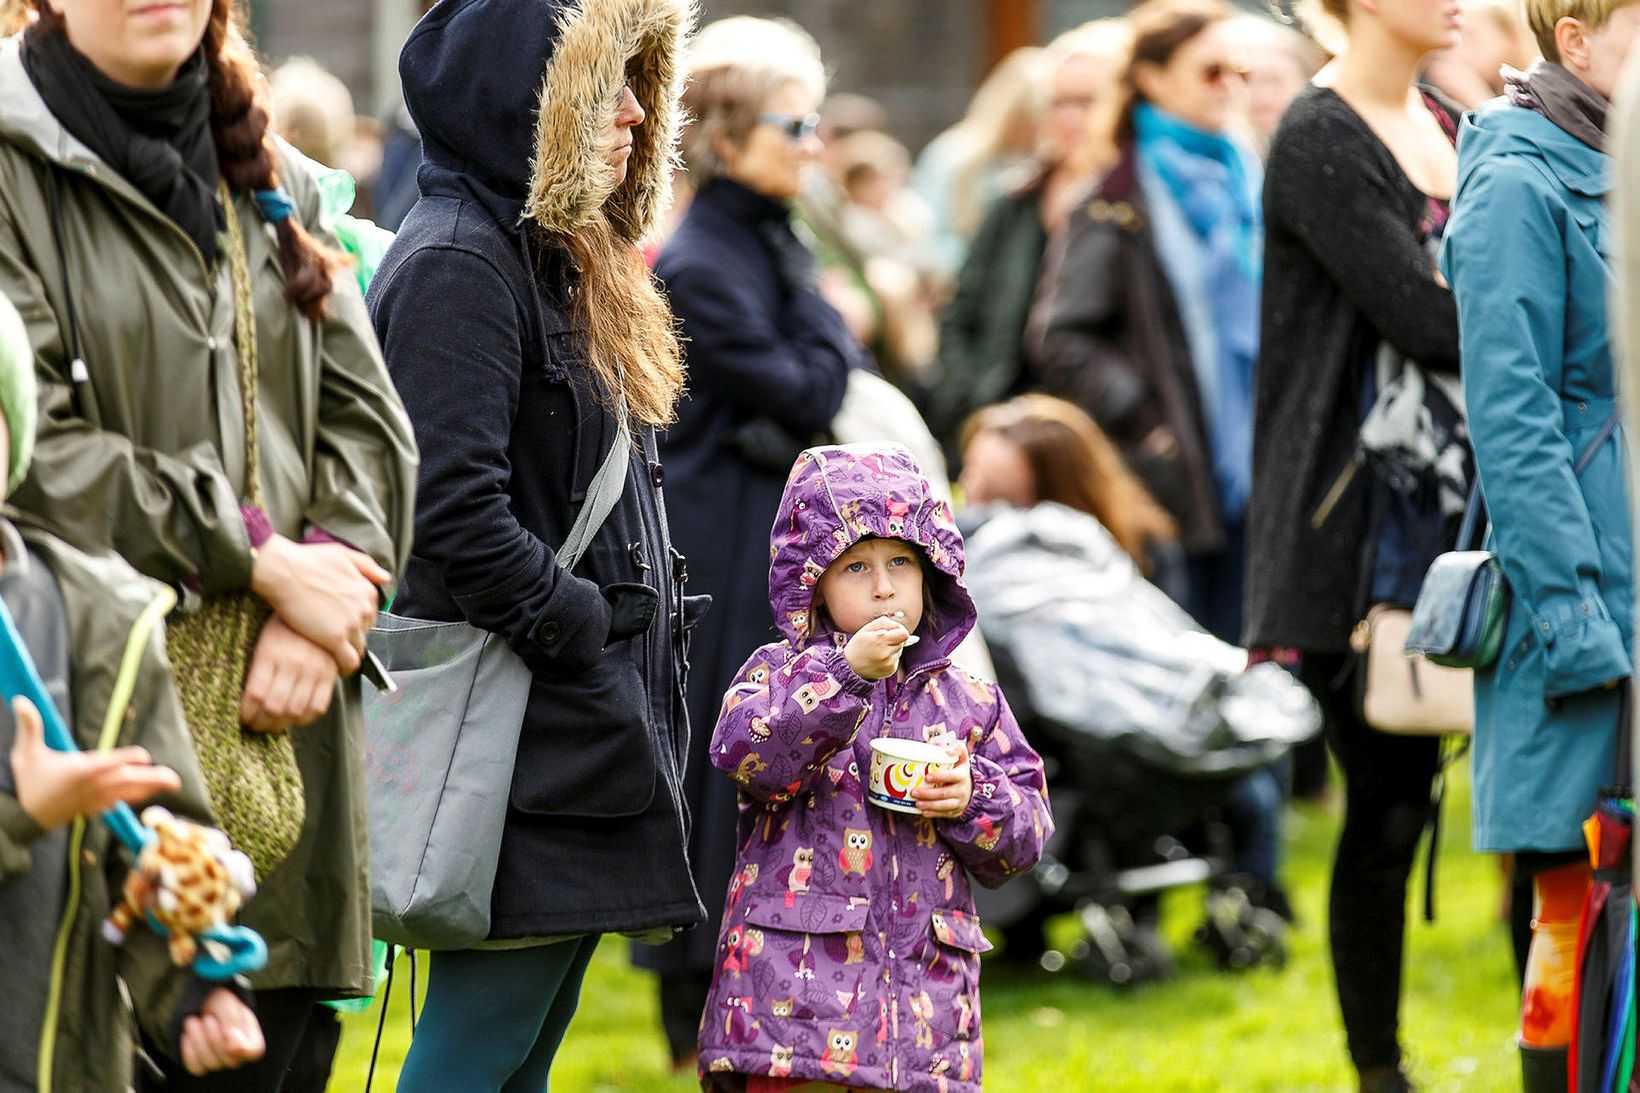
[1134, 102, 1262, 519]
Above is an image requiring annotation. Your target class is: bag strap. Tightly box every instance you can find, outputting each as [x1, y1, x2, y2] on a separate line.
[221, 185, 264, 508]
[1613, 679, 1633, 793]
[1458, 405, 1622, 547]
[557, 386, 631, 573]
[1574, 405, 1624, 476]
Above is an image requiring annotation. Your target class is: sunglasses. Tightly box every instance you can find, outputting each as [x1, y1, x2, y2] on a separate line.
[1201, 61, 1249, 85]
[758, 112, 822, 142]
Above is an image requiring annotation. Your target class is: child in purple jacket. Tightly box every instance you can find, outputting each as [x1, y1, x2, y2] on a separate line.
[698, 443, 1052, 1093]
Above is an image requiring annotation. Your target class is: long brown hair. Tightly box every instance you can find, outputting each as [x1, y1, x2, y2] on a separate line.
[543, 214, 685, 428]
[962, 394, 1178, 572]
[33, 0, 344, 321]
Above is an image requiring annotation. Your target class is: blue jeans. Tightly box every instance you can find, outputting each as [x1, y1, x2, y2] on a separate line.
[397, 936, 601, 1093]
[1223, 764, 1285, 888]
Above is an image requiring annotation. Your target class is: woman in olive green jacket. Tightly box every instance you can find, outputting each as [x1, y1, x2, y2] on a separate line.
[0, 0, 417, 1084]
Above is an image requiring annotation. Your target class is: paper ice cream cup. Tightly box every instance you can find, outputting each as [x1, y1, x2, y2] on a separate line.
[867, 737, 953, 814]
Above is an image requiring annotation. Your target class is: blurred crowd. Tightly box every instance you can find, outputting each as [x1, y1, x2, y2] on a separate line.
[5, 0, 1639, 1089]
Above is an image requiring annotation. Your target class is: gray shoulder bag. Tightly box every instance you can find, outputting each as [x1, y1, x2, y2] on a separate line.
[362, 406, 631, 950]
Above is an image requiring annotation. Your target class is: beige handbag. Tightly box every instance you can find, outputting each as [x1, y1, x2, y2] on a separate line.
[1349, 605, 1474, 736]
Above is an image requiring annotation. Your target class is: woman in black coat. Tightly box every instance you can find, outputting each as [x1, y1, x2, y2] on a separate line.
[635, 16, 861, 1067]
[366, 0, 702, 1086]
[1244, 0, 1463, 1083]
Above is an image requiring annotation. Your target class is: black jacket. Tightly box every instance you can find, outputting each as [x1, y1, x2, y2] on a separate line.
[928, 171, 1049, 461]
[1243, 87, 1461, 652]
[639, 177, 857, 972]
[1028, 146, 1224, 553]
[367, 0, 703, 938]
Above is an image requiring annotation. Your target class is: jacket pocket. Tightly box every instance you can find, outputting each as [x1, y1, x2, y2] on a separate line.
[917, 908, 990, 1042]
[510, 651, 657, 818]
[729, 894, 871, 1021]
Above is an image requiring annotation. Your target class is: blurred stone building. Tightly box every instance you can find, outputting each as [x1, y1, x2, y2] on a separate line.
[252, 0, 1138, 155]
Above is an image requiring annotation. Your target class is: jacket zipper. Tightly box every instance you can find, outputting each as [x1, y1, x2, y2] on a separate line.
[879, 657, 945, 1089]
[37, 586, 176, 1093]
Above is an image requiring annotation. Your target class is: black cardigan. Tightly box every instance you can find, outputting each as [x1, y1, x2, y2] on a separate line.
[1242, 86, 1461, 652]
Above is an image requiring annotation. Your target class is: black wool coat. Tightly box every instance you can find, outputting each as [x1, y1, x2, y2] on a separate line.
[1243, 86, 1461, 652]
[366, 0, 704, 939]
[928, 172, 1050, 461]
[638, 177, 858, 974]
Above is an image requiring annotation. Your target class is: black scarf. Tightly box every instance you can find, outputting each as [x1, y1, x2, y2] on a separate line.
[1504, 61, 1609, 153]
[22, 26, 222, 264]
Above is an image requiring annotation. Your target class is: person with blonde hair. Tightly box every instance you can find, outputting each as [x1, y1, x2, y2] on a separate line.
[1226, 14, 1328, 153]
[1424, 0, 1540, 107]
[913, 45, 1048, 274]
[640, 14, 865, 1070]
[268, 56, 354, 169]
[1443, 0, 1640, 1084]
[929, 19, 1131, 457]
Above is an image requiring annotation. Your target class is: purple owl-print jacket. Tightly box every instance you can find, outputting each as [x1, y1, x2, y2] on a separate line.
[698, 444, 1053, 1093]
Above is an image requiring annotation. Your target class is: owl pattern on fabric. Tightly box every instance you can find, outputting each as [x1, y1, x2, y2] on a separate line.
[700, 443, 1053, 1092]
[838, 827, 874, 876]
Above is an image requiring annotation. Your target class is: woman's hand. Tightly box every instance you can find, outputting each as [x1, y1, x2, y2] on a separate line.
[844, 615, 914, 681]
[180, 988, 265, 1075]
[916, 745, 973, 820]
[239, 618, 337, 734]
[10, 697, 180, 830]
[250, 535, 388, 674]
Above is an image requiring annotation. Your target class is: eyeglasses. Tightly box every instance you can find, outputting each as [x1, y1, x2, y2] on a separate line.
[1201, 62, 1249, 85]
[758, 112, 822, 142]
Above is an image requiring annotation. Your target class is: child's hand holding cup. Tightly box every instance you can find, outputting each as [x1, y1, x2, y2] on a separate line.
[867, 736, 972, 819]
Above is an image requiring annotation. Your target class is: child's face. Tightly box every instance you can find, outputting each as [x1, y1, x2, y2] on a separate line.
[814, 537, 924, 637]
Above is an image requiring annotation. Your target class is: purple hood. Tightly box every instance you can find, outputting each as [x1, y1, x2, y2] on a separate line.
[769, 443, 975, 662]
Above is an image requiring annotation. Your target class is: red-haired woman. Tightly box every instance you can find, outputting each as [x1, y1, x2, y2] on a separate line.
[0, 0, 418, 1088]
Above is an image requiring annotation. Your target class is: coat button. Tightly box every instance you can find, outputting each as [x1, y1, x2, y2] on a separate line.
[540, 621, 561, 645]
[207, 336, 219, 352]
[649, 462, 665, 487]
[1579, 401, 1589, 413]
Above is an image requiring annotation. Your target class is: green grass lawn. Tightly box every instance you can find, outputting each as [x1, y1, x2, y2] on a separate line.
[328, 765, 1522, 1092]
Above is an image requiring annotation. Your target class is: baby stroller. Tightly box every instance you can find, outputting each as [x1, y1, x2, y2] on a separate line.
[962, 504, 1323, 985]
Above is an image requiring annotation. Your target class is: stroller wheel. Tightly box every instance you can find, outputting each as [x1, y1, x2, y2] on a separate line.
[1196, 883, 1289, 972]
[1069, 903, 1173, 986]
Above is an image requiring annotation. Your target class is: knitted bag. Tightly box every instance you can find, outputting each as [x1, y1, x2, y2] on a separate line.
[164, 190, 304, 879]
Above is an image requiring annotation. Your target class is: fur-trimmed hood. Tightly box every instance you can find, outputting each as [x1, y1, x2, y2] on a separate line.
[399, 0, 692, 237]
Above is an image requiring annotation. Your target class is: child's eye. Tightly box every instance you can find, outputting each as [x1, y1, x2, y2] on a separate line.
[846, 562, 866, 574]
[889, 555, 911, 567]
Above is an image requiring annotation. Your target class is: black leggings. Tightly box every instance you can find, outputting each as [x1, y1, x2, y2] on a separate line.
[1301, 653, 1440, 1075]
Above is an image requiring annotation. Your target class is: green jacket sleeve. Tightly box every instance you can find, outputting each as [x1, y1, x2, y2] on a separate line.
[281, 154, 418, 576]
[1443, 158, 1631, 698]
[0, 204, 255, 595]
[0, 791, 44, 881]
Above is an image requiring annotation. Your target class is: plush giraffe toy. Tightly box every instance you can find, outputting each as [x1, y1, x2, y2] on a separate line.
[102, 807, 257, 968]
